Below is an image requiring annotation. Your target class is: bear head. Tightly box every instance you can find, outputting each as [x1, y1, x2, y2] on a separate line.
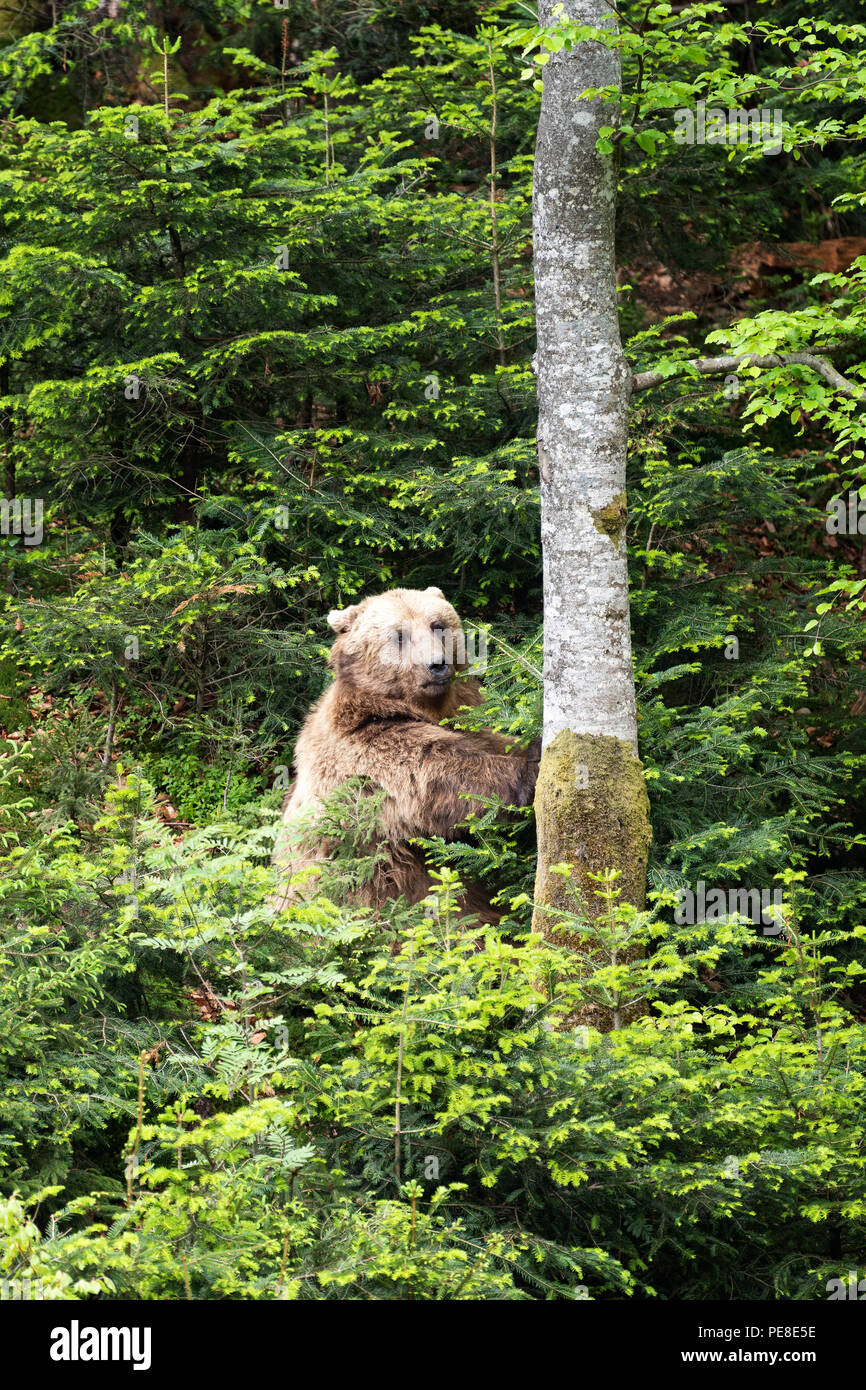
[326, 586, 468, 708]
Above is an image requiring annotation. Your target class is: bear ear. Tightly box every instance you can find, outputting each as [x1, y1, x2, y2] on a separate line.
[424, 586, 446, 600]
[327, 604, 360, 634]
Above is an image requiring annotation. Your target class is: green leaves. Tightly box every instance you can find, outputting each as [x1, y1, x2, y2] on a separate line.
[149, 34, 182, 58]
[1, 774, 863, 1298]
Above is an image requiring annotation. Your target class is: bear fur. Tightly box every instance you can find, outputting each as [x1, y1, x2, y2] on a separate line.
[272, 586, 540, 915]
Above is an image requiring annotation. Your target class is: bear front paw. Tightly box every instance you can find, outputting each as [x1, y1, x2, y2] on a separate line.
[519, 736, 542, 802]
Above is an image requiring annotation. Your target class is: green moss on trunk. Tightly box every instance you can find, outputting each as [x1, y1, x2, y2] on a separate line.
[532, 728, 652, 1027]
[590, 492, 627, 544]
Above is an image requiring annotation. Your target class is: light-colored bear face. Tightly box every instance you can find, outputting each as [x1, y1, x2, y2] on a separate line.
[327, 586, 467, 703]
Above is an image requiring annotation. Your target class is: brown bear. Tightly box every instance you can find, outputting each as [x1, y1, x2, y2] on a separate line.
[272, 585, 540, 916]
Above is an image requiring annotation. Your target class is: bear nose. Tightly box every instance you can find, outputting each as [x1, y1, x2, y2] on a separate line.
[426, 659, 449, 677]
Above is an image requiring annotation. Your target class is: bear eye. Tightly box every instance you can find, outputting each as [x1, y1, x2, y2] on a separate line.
[431, 622, 445, 633]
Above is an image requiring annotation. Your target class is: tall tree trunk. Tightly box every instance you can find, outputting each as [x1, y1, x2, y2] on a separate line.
[531, 0, 652, 964]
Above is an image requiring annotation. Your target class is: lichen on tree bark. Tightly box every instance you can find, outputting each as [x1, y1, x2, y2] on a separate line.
[531, 0, 652, 997]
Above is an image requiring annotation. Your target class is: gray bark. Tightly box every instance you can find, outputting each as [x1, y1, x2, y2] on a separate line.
[632, 351, 861, 397]
[533, 0, 636, 751]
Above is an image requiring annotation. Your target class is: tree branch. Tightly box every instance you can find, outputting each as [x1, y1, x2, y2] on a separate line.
[631, 352, 862, 397]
